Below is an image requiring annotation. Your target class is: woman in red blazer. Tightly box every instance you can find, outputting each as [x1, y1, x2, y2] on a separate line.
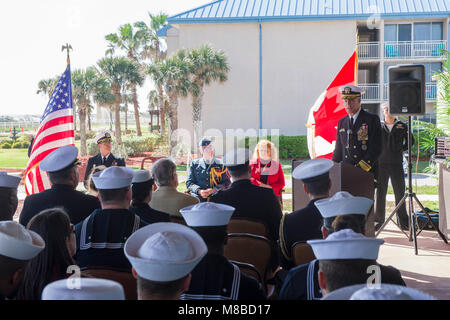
[250, 140, 285, 204]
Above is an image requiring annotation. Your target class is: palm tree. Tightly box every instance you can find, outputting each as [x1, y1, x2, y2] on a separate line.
[135, 13, 168, 135]
[121, 92, 133, 132]
[72, 67, 106, 156]
[97, 56, 143, 145]
[36, 78, 58, 98]
[106, 23, 147, 136]
[148, 49, 191, 152]
[93, 84, 116, 131]
[187, 45, 229, 146]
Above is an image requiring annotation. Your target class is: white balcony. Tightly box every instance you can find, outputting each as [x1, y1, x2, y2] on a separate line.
[358, 40, 447, 60]
[384, 40, 447, 59]
[358, 42, 380, 60]
[360, 84, 380, 101]
[383, 83, 437, 101]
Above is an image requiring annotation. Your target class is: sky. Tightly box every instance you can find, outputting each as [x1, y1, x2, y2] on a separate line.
[0, 0, 207, 116]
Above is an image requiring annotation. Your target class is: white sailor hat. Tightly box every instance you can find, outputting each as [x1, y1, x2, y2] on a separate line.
[339, 85, 365, 99]
[132, 169, 153, 184]
[41, 278, 125, 300]
[124, 222, 207, 282]
[92, 166, 134, 190]
[0, 221, 45, 260]
[0, 171, 21, 188]
[94, 130, 113, 144]
[292, 158, 333, 183]
[180, 202, 235, 227]
[307, 229, 384, 260]
[222, 148, 250, 170]
[322, 283, 436, 300]
[315, 191, 373, 219]
[39, 145, 80, 173]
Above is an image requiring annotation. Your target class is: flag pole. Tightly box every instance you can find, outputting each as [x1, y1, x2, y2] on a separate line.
[62, 44, 74, 131]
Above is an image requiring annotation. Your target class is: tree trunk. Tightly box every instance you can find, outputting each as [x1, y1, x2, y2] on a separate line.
[113, 87, 122, 145]
[168, 95, 178, 155]
[88, 110, 92, 132]
[125, 103, 128, 132]
[131, 84, 142, 136]
[79, 106, 87, 156]
[192, 88, 204, 150]
[157, 84, 165, 135]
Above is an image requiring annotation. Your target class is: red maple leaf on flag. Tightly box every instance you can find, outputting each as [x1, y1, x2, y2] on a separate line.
[307, 50, 358, 159]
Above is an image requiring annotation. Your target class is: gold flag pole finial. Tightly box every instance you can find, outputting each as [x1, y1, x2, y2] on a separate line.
[62, 43, 73, 65]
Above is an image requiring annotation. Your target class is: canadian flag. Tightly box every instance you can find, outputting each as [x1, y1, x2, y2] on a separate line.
[307, 50, 358, 159]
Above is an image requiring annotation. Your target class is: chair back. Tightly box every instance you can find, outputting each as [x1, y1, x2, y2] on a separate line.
[81, 268, 137, 300]
[224, 233, 272, 285]
[229, 260, 263, 285]
[228, 218, 268, 237]
[292, 241, 316, 266]
[170, 216, 187, 225]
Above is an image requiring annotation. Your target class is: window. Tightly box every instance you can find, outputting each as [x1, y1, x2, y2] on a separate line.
[414, 22, 443, 41]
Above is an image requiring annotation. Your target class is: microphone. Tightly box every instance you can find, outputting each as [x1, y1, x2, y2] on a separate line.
[346, 129, 352, 148]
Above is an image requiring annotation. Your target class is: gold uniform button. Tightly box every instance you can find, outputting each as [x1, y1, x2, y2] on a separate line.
[354, 155, 357, 158]
[354, 146, 356, 149]
[345, 156, 348, 159]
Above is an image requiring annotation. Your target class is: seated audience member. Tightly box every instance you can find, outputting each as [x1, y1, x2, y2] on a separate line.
[124, 222, 207, 300]
[278, 192, 405, 300]
[210, 148, 282, 243]
[0, 172, 21, 221]
[130, 170, 170, 224]
[16, 208, 76, 300]
[42, 278, 125, 300]
[85, 165, 107, 197]
[20, 146, 100, 226]
[250, 140, 285, 204]
[180, 202, 267, 300]
[0, 221, 45, 300]
[75, 167, 147, 271]
[279, 158, 333, 270]
[322, 283, 435, 300]
[150, 158, 199, 217]
[309, 229, 396, 298]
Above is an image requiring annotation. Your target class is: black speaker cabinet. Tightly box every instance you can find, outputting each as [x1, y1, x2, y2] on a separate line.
[388, 64, 425, 116]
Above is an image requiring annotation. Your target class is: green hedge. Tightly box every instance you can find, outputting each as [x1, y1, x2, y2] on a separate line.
[240, 135, 309, 159]
[12, 141, 28, 149]
[0, 141, 12, 149]
[87, 133, 163, 158]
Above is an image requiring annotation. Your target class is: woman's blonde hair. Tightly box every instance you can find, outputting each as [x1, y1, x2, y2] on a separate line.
[252, 140, 279, 162]
[86, 165, 107, 196]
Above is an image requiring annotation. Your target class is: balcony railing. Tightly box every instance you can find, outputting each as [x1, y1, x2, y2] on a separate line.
[384, 41, 447, 59]
[360, 84, 380, 101]
[358, 42, 380, 60]
[383, 83, 437, 101]
[358, 40, 447, 60]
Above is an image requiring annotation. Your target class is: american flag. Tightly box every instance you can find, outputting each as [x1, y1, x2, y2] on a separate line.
[25, 65, 75, 195]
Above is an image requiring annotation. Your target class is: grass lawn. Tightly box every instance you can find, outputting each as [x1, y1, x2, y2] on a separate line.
[0, 149, 29, 168]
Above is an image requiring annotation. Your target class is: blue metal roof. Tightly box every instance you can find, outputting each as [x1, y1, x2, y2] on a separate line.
[166, 0, 450, 24]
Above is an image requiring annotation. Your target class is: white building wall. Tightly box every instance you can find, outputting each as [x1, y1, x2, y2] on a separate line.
[167, 20, 356, 138]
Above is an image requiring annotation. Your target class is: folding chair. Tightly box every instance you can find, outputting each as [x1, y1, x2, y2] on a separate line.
[81, 267, 137, 300]
[229, 260, 263, 286]
[228, 218, 268, 237]
[170, 215, 187, 226]
[291, 241, 316, 266]
[224, 233, 273, 286]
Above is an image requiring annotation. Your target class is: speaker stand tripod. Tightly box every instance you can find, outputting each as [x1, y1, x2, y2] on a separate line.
[375, 116, 448, 254]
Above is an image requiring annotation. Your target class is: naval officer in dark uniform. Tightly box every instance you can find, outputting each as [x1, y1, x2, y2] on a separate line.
[279, 158, 333, 270]
[75, 166, 147, 271]
[278, 192, 405, 300]
[83, 130, 126, 187]
[375, 103, 412, 230]
[19, 145, 100, 227]
[180, 202, 266, 300]
[186, 138, 231, 202]
[332, 85, 382, 180]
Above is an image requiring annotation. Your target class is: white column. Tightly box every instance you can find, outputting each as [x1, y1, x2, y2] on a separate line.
[379, 20, 385, 114]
